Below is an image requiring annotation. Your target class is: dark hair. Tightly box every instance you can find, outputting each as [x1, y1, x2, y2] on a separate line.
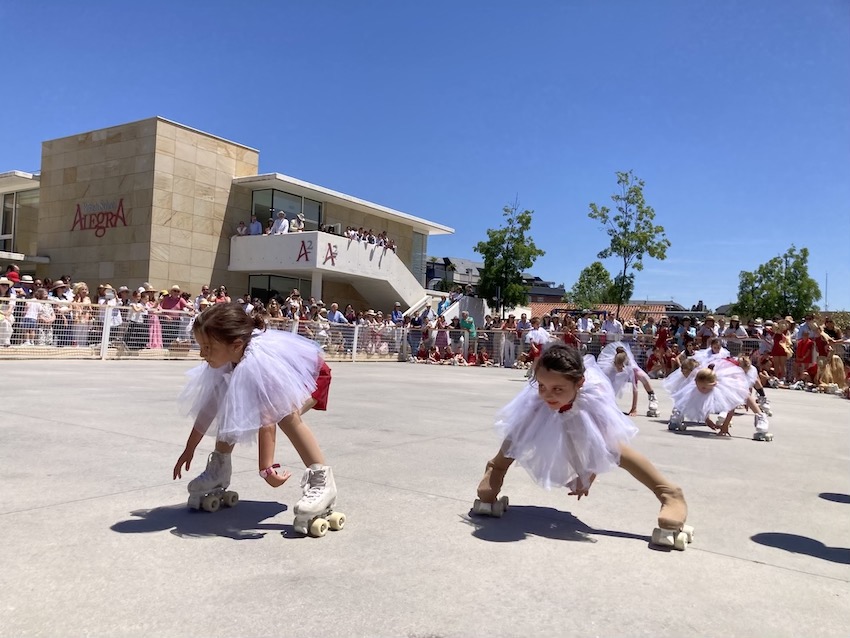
[193, 302, 265, 345]
[534, 343, 585, 382]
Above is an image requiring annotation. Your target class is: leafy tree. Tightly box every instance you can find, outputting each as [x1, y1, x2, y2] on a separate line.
[604, 273, 635, 306]
[588, 171, 671, 320]
[732, 245, 821, 320]
[564, 261, 612, 308]
[474, 203, 545, 318]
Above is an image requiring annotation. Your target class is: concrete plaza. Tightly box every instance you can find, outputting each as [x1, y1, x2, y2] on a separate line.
[2, 360, 848, 637]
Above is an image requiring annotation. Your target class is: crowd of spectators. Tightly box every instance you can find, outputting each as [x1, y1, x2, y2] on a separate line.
[3, 261, 848, 397]
[231, 213, 399, 253]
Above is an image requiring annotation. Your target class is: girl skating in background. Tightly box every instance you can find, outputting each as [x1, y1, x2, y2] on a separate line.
[597, 342, 659, 417]
[473, 343, 693, 550]
[172, 302, 342, 537]
[670, 359, 773, 441]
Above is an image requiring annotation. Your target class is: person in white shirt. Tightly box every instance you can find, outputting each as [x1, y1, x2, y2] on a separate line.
[576, 311, 594, 333]
[601, 315, 624, 338]
[270, 211, 289, 235]
[326, 303, 347, 324]
[696, 315, 718, 348]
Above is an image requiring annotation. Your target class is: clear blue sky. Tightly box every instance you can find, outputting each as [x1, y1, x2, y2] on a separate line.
[2, 1, 848, 311]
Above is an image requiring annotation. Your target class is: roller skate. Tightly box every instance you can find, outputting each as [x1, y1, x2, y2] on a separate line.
[646, 393, 659, 417]
[187, 451, 238, 512]
[472, 455, 514, 517]
[649, 485, 694, 551]
[293, 464, 345, 537]
[667, 408, 685, 431]
[753, 413, 773, 442]
[757, 395, 773, 417]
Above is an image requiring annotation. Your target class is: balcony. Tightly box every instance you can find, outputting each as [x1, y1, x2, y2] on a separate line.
[229, 231, 427, 309]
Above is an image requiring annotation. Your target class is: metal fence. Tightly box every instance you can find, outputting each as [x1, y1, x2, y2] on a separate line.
[2, 299, 848, 372]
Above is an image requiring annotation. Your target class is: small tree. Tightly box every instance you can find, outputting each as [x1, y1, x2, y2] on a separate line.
[474, 203, 545, 318]
[588, 171, 670, 320]
[604, 273, 635, 306]
[564, 261, 613, 308]
[733, 245, 821, 320]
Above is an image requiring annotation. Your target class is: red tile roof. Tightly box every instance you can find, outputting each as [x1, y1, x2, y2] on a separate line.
[529, 302, 668, 324]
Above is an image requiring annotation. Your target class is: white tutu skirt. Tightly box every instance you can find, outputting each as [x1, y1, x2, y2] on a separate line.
[597, 342, 646, 397]
[743, 366, 758, 386]
[179, 329, 324, 444]
[496, 356, 639, 490]
[670, 360, 750, 418]
[692, 347, 730, 367]
[663, 367, 694, 396]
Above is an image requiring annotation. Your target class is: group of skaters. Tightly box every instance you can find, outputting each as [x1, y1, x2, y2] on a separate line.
[173, 301, 694, 548]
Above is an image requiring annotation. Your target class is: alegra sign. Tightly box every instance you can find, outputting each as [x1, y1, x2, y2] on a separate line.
[70, 198, 128, 237]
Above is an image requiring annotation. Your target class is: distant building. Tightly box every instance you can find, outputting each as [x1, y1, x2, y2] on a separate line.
[425, 256, 566, 300]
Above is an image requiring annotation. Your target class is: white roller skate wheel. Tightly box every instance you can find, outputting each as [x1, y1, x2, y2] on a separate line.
[202, 494, 220, 513]
[327, 512, 346, 531]
[673, 532, 688, 551]
[499, 495, 509, 511]
[682, 525, 695, 543]
[223, 491, 239, 508]
[651, 527, 675, 548]
[310, 517, 329, 537]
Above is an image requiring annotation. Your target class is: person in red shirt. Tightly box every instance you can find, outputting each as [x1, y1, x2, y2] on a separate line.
[159, 285, 189, 345]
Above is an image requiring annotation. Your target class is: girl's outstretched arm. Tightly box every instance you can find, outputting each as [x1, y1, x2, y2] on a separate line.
[258, 424, 291, 487]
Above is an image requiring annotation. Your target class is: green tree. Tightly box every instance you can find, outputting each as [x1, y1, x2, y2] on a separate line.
[604, 273, 635, 306]
[564, 261, 613, 308]
[732, 245, 821, 320]
[588, 171, 671, 320]
[474, 203, 545, 318]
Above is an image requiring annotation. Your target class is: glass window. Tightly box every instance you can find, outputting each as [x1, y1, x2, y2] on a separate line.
[252, 190, 273, 223]
[248, 274, 311, 303]
[412, 231, 427, 284]
[272, 190, 301, 218]
[303, 198, 322, 231]
[1, 193, 14, 252]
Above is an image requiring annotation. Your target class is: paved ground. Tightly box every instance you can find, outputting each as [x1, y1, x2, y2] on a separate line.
[3, 360, 848, 637]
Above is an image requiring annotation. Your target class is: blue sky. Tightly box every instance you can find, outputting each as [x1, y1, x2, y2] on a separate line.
[2, 1, 848, 310]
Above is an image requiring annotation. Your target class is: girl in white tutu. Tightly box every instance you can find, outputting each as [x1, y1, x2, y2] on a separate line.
[738, 355, 772, 415]
[670, 359, 770, 437]
[692, 338, 730, 367]
[172, 303, 339, 527]
[596, 342, 657, 416]
[663, 358, 700, 425]
[475, 343, 690, 547]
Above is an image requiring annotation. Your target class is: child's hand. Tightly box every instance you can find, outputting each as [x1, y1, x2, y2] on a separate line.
[173, 449, 194, 480]
[568, 474, 597, 500]
[262, 469, 292, 488]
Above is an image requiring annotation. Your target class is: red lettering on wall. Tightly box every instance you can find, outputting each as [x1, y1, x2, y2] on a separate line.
[323, 243, 337, 266]
[297, 240, 311, 262]
[70, 198, 128, 238]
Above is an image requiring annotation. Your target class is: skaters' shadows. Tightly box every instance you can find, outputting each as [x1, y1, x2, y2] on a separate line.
[751, 532, 850, 565]
[111, 501, 288, 540]
[819, 492, 850, 504]
[463, 505, 649, 546]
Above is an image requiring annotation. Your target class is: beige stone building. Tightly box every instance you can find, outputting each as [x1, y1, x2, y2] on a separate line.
[0, 117, 452, 311]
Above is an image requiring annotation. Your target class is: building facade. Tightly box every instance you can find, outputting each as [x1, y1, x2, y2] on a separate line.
[1, 117, 452, 311]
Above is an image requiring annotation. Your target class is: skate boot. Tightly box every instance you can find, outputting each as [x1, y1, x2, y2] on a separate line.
[757, 395, 773, 417]
[619, 449, 694, 551]
[293, 464, 344, 537]
[647, 393, 659, 417]
[472, 454, 514, 517]
[668, 408, 685, 431]
[753, 413, 773, 442]
[187, 451, 238, 512]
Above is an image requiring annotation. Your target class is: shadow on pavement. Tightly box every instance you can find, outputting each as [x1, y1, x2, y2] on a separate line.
[751, 532, 850, 565]
[111, 501, 289, 540]
[462, 504, 650, 546]
[819, 492, 850, 504]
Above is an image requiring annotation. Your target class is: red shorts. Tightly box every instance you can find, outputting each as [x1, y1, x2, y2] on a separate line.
[311, 361, 332, 411]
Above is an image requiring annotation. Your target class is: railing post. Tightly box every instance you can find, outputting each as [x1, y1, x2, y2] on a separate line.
[99, 306, 112, 360]
[351, 324, 359, 362]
